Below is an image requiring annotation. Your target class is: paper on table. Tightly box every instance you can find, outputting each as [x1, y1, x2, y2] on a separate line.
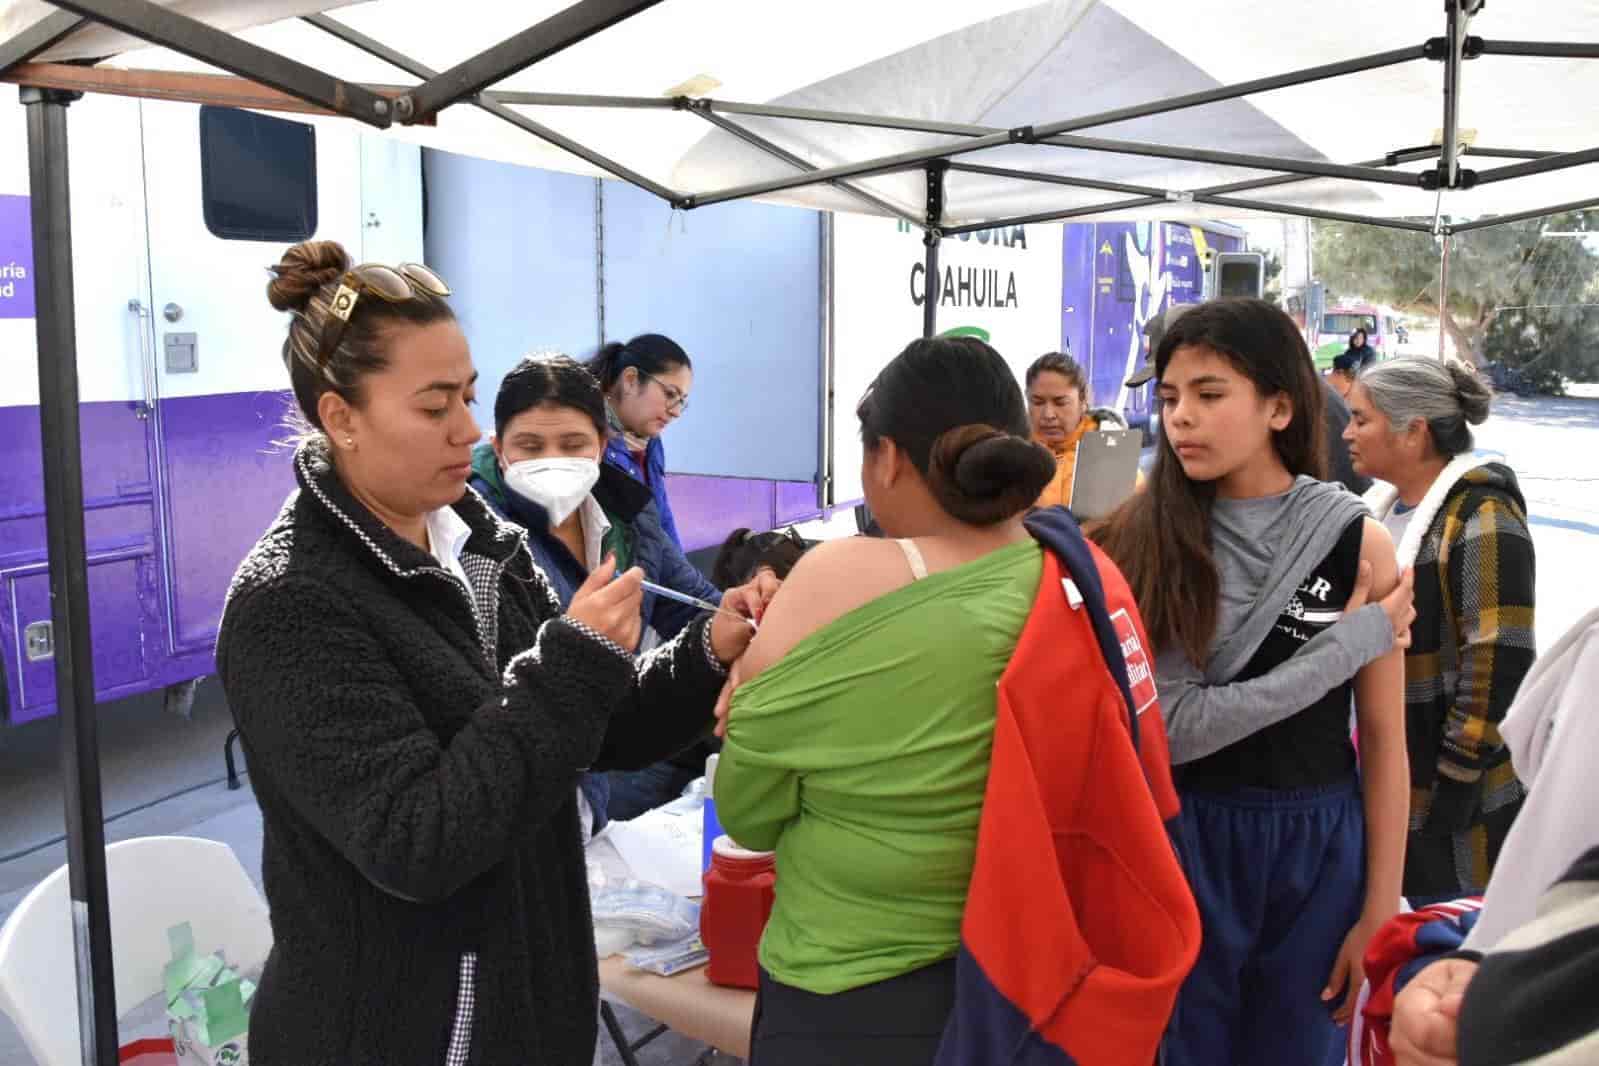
[604, 806, 705, 899]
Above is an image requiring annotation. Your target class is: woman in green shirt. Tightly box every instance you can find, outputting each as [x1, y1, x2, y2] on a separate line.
[715, 336, 1057, 1065]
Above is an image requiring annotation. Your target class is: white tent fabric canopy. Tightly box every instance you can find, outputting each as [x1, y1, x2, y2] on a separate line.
[4, 1, 1599, 224]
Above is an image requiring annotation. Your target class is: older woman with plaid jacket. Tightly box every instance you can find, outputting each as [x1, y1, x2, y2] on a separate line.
[1343, 358, 1535, 903]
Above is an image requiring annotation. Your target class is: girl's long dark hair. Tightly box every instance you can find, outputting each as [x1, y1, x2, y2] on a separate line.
[1090, 299, 1326, 665]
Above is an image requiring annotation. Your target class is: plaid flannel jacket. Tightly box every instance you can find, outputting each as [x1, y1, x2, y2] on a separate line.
[1402, 462, 1535, 896]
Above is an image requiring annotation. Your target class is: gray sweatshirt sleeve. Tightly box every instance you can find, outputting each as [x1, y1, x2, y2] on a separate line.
[1159, 603, 1394, 764]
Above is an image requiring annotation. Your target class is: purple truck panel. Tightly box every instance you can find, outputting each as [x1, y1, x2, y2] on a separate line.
[0, 194, 35, 320]
[662, 474, 824, 553]
[155, 392, 297, 654]
[774, 480, 824, 527]
[0, 392, 294, 724]
[1060, 221, 1243, 420]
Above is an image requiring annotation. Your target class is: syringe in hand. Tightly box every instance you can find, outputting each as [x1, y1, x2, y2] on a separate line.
[639, 579, 759, 631]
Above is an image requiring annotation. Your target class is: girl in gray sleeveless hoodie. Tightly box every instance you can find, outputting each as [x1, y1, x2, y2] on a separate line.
[1092, 299, 1413, 1066]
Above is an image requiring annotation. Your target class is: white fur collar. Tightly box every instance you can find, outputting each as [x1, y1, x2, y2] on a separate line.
[1362, 453, 1498, 568]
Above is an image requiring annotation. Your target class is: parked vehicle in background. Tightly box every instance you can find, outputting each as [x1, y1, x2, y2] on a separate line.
[1312, 302, 1403, 368]
[1485, 360, 1536, 396]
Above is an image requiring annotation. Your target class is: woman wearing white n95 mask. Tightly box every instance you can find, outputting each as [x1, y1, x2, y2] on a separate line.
[471, 353, 727, 642]
[469, 354, 752, 831]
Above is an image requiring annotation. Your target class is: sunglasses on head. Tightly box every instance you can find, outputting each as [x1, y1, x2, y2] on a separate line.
[743, 527, 806, 548]
[318, 262, 450, 365]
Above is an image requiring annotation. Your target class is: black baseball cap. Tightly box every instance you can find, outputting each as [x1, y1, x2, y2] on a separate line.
[1125, 303, 1196, 387]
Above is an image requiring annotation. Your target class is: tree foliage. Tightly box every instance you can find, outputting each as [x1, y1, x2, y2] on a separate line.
[1261, 250, 1284, 306]
[1312, 211, 1599, 389]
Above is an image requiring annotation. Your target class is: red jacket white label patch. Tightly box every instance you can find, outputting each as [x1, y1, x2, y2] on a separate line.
[1110, 608, 1158, 715]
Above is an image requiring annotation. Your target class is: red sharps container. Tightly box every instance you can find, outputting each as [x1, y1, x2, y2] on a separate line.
[700, 834, 776, 989]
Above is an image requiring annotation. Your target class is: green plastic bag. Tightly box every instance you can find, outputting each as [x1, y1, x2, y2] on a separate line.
[163, 923, 253, 1066]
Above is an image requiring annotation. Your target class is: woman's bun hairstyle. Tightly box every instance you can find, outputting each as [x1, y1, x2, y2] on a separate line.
[267, 239, 453, 435]
[857, 335, 1049, 527]
[1357, 355, 1493, 459]
[1446, 360, 1493, 425]
[926, 423, 1056, 527]
[266, 240, 351, 314]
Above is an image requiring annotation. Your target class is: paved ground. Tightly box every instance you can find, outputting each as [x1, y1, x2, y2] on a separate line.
[1, 393, 1595, 1065]
[1473, 393, 1599, 653]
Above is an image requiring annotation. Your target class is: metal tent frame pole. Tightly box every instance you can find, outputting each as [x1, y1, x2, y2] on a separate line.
[395, 0, 666, 121]
[686, 103, 919, 224]
[1438, 234, 1453, 361]
[1437, 1, 1477, 190]
[680, 122, 1421, 210]
[1476, 39, 1599, 59]
[300, 14, 679, 201]
[1474, 145, 1599, 186]
[1031, 44, 1428, 138]
[923, 164, 946, 338]
[1450, 195, 1599, 234]
[44, 0, 394, 126]
[941, 195, 1167, 236]
[940, 161, 1440, 235]
[21, 84, 120, 1066]
[0, 10, 86, 72]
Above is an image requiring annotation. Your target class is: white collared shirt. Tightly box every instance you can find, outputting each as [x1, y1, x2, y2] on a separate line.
[575, 495, 661, 652]
[424, 505, 474, 591]
[576, 494, 612, 572]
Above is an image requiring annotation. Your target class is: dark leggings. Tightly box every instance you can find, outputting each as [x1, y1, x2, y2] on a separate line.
[750, 959, 957, 1066]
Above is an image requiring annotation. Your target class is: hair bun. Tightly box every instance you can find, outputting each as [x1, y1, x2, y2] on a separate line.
[927, 424, 1057, 526]
[1445, 360, 1493, 425]
[267, 240, 352, 313]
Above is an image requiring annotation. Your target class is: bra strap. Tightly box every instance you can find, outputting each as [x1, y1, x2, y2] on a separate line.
[895, 538, 929, 581]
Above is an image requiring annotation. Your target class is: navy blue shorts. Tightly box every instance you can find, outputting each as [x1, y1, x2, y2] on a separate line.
[1166, 779, 1365, 1066]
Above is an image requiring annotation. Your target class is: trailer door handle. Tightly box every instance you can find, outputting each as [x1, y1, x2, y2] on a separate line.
[128, 298, 157, 420]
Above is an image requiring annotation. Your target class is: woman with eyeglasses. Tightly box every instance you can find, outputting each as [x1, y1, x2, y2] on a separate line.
[588, 333, 696, 548]
[215, 241, 768, 1066]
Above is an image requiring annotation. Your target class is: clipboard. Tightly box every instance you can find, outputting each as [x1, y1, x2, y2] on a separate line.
[1068, 429, 1144, 520]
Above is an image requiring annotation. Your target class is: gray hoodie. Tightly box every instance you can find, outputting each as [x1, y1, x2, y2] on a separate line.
[1158, 476, 1396, 764]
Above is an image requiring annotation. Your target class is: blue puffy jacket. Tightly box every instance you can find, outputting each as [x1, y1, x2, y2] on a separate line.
[603, 434, 684, 549]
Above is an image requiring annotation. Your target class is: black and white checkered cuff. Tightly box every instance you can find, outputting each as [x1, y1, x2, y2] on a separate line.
[564, 618, 632, 663]
[700, 617, 730, 677]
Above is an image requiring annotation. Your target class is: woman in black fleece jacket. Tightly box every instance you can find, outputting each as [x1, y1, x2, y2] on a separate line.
[218, 241, 768, 1065]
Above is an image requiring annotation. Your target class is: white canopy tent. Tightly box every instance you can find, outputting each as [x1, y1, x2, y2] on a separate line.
[5, 0, 1599, 232]
[3, 2, 1598, 1063]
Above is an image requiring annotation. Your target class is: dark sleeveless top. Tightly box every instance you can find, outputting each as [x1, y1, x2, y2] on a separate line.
[1178, 516, 1366, 792]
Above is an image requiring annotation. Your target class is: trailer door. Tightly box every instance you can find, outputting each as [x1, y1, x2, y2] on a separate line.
[0, 89, 163, 722]
[136, 101, 364, 663]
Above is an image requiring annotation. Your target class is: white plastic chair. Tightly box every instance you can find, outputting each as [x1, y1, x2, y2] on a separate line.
[0, 836, 272, 1066]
